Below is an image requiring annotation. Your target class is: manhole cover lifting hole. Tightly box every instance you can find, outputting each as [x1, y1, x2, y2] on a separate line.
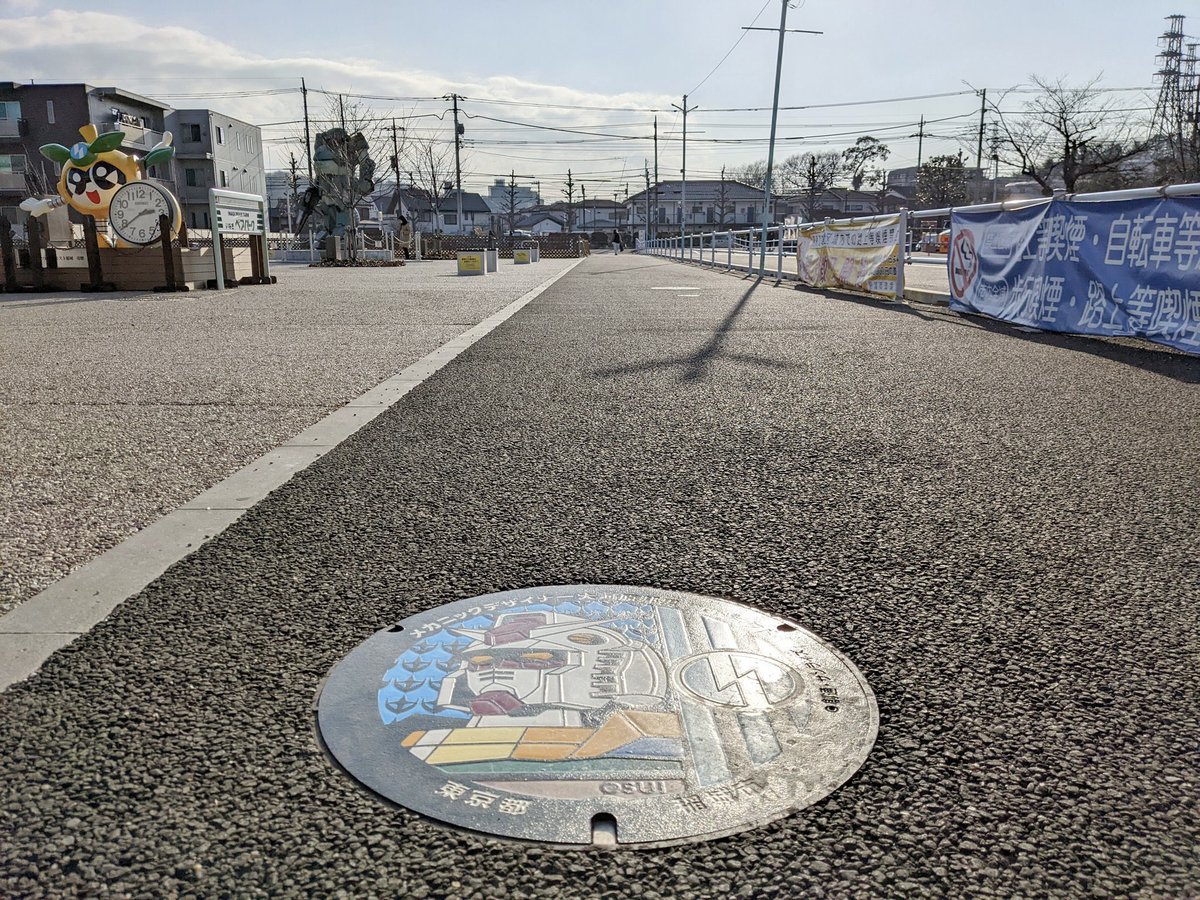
[315, 585, 878, 848]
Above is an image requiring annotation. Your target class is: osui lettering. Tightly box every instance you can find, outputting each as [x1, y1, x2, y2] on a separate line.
[599, 780, 668, 796]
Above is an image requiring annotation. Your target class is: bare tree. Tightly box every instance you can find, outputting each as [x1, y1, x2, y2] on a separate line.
[285, 151, 304, 233]
[404, 135, 456, 233]
[780, 152, 842, 221]
[988, 75, 1150, 194]
[841, 137, 890, 190]
[716, 165, 734, 227]
[501, 170, 521, 235]
[563, 169, 576, 233]
[730, 159, 768, 189]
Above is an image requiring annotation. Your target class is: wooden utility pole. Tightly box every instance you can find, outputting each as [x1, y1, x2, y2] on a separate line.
[301, 77, 312, 182]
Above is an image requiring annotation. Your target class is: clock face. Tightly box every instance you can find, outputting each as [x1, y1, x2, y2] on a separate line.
[109, 181, 177, 245]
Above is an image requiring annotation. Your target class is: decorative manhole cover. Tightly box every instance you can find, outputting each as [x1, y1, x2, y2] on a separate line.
[316, 586, 878, 847]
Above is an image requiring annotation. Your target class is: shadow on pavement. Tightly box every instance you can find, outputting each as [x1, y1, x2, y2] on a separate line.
[796, 284, 1200, 384]
[595, 277, 793, 383]
[949, 313, 1200, 383]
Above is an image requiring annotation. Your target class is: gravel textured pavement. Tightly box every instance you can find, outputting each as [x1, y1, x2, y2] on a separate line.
[1, 253, 1198, 897]
[0, 259, 574, 613]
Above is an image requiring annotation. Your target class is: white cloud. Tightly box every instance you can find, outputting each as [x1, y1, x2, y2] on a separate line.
[0, 10, 678, 185]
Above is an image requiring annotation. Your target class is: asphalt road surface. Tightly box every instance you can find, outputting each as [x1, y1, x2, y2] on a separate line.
[2, 254, 1198, 897]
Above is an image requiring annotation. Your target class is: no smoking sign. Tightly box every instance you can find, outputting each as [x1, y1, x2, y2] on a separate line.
[949, 228, 978, 299]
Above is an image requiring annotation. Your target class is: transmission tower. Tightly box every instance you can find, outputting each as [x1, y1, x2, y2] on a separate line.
[1151, 13, 1199, 178]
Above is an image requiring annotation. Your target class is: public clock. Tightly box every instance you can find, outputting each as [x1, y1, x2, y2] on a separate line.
[108, 181, 181, 246]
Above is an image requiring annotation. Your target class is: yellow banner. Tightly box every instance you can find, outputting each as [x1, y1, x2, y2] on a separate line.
[796, 215, 902, 300]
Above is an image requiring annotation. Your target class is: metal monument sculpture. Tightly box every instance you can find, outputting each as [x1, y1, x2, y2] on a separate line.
[20, 124, 179, 248]
[296, 128, 377, 260]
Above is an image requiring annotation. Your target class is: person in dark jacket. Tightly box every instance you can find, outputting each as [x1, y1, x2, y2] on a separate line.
[612, 229, 622, 254]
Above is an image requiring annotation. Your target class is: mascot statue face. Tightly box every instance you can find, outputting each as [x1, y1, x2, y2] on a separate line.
[41, 125, 143, 220]
[39, 124, 175, 222]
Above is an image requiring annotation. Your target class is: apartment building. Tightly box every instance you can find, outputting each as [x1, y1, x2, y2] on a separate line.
[167, 110, 265, 230]
[0, 82, 265, 235]
[0, 82, 172, 233]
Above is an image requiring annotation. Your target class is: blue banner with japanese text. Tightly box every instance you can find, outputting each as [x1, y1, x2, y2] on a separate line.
[948, 197, 1200, 354]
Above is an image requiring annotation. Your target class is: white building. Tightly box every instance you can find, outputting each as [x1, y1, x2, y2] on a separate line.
[624, 179, 784, 235]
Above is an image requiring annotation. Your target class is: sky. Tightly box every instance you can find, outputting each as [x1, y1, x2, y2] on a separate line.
[0, 0, 1186, 199]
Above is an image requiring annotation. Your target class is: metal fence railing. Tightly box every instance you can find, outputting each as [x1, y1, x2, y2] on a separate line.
[640, 182, 1200, 286]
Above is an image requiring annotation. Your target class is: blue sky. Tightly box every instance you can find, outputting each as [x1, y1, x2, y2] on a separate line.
[0, 0, 1182, 196]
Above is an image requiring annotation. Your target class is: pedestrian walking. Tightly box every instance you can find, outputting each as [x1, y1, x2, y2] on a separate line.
[612, 229, 622, 254]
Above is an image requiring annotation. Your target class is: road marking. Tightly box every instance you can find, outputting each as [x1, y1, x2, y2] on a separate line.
[0, 259, 586, 691]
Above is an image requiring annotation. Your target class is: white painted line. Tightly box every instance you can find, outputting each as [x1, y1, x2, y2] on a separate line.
[0, 258, 586, 691]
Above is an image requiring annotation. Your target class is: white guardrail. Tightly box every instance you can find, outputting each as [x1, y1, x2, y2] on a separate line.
[640, 181, 1200, 281]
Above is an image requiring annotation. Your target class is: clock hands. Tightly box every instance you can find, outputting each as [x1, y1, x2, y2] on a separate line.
[123, 207, 160, 227]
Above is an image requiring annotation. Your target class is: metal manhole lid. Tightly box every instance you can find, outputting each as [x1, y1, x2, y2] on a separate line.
[316, 585, 878, 847]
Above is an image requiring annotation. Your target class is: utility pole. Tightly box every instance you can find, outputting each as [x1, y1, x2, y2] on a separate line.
[564, 169, 575, 232]
[915, 115, 926, 170]
[671, 94, 698, 257]
[338, 93, 347, 131]
[301, 78, 312, 183]
[744, 2, 822, 273]
[989, 122, 1000, 202]
[447, 93, 464, 234]
[390, 118, 402, 199]
[581, 183, 587, 231]
[975, 88, 987, 203]
[645, 162, 651, 243]
[653, 116, 659, 242]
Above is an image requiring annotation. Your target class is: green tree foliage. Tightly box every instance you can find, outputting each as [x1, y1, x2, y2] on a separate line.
[917, 154, 970, 207]
[841, 137, 890, 190]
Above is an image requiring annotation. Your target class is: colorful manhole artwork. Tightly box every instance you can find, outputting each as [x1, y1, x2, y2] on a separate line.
[315, 585, 878, 847]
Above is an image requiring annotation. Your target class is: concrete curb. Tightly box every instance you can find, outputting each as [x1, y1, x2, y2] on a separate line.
[904, 288, 951, 306]
[0, 258, 586, 690]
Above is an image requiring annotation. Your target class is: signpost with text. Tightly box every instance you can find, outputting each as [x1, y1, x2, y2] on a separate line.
[208, 188, 271, 290]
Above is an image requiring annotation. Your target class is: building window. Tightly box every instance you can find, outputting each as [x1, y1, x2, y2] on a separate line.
[190, 211, 197, 228]
[235, 131, 242, 150]
[0, 154, 27, 174]
[706, 206, 715, 224]
[185, 168, 198, 187]
[45, 100, 55, 124]
[216, 126, 225, 145]
[0, 101, 18, 120]
[184, 123, 202, 143]
[443, 213, 457, 225]
[219, 170, 228, 188]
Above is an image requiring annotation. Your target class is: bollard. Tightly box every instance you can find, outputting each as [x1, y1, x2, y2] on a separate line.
[457, 250, 487, 275]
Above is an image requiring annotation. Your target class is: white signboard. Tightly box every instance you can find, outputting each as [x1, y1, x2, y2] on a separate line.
[208, 188, 270, 289]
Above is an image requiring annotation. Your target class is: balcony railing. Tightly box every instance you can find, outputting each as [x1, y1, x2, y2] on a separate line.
[0, 118, 29, 139]
[0, 172, 28, 192]
[97, 122, 165, 151]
